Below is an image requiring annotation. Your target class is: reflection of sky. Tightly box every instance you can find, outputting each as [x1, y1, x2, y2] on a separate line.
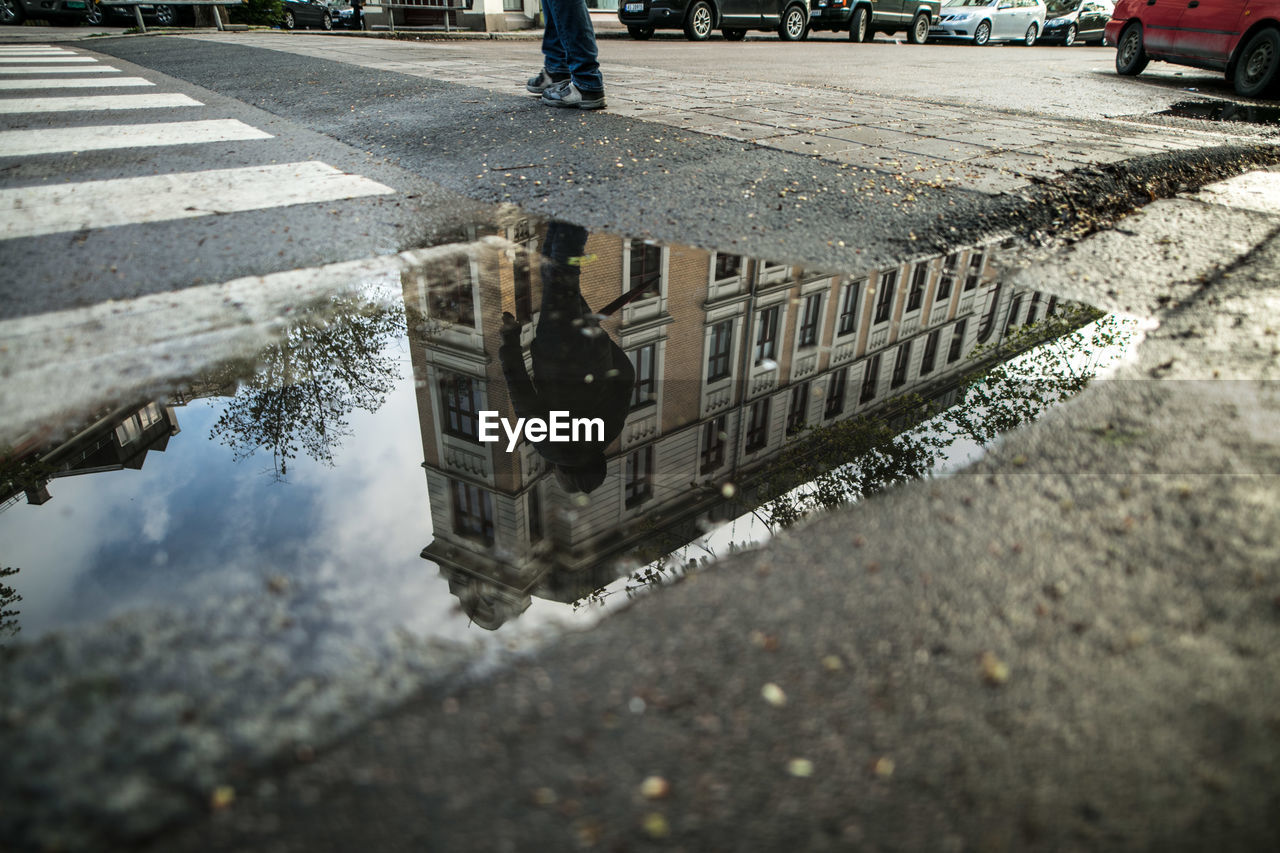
[0, 342, 503, 644]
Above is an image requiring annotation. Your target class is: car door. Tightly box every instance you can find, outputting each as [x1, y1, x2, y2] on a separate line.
[1169, 0, 1247, 64]
[871, 0, 907, 29]
[992, 0, 1016, 36]
[1139, 0, 1188, 53]
[722, 0, 763, 26]
[1078, 0, 1107, 39]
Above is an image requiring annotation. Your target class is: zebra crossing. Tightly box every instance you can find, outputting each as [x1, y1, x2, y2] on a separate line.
[0, 43, 394, 245]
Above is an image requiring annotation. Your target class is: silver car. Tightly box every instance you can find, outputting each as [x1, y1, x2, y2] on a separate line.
[930, 0, 1046, 44]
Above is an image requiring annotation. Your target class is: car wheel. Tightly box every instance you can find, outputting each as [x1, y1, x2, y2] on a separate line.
[722, 27, 746, 41]
[628, 25, 654, 39]
[84, 2, 104, 24]
[1115, 22, 1147, 75]
[1021, 23, 1037, 45]
[1062, 24, 1076, 46]
[283, 9, 296, 29]
[0, 0, 26, 25]
[973, 19, 990, 45]
[908, 11, 929, 44]
[153, 3, 176, 25]
[1233, 27, 1280, 97]
[323, 11, 333, 29]
[849, 6, 869, 42]
[684, 0, 712, 40]
[778, 4, 806, 40]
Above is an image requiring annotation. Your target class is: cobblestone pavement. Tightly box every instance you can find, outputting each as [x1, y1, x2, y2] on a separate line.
[190, 32, 1276, 194]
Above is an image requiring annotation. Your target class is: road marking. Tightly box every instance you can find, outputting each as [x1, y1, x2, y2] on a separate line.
[0, 67, 124, 75]
[0, 49, 78, 55]
[0, 93, 204, 114]
[0, 119, 272, 157]
[0, 77, 148, 92]
[0, 161, 395, 240]
[0, 57, 100, 64]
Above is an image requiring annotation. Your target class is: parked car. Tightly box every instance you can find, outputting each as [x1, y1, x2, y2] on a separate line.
[1107, 0, 1280, 97]
[1037, 0, 1110, 45]
[618, 0, 812, 41]
[84, 2, 194, 26]
[930, 0, 1046, 44]
[281, 0, 336, 29]
[1, 0, 89, 25]
[809, 0, 942, 43]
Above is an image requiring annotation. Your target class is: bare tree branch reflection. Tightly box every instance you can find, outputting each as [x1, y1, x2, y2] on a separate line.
[208, 295, 405, 479]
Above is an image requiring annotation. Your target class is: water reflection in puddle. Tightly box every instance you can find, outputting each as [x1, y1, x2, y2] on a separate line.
[0, 216, 1138, 649]
[1158, 99, 1280, 126]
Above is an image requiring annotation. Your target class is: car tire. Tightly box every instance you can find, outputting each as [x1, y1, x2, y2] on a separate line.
[973, 19, 990, 45]
[1021, 23, 1037, 45]
[778, 3, 806, 40]
[1, 0, 26, 25]
[908, 11, 929, 44]
[323, 11, 333, 29]
[722, 27, 746, 41]
[153, 3, 176, 25]
[84, 2, 103, 24]
[1232, 27, 1280, 98]
[628, 25, 654, 39]
[849, 6, 869, 42]
[1063, 23, 1076, 46]
[1115, 22, 1147, 75]
[684, 0, 713, 40]
[283, 9, 296, 29]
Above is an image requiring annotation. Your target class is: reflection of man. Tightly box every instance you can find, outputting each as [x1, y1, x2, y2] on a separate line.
[499, 222, 633, 494]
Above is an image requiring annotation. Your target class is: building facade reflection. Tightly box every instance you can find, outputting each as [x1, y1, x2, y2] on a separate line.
[405, 219, 1064, 630]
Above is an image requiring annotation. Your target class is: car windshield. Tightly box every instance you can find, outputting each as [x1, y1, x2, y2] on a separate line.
[945, 0, 996, 6]
[1046, 0, 1080, 12]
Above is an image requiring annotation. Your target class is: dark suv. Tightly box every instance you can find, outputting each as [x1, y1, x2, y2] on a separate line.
[618, 0, 812, 41]
[1, 0, 89, 25]
[808, 0, 941, 42]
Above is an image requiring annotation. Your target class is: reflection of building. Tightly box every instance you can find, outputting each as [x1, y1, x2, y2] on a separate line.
[405, 220, 1062, 628]
[1, 402, 180, 511]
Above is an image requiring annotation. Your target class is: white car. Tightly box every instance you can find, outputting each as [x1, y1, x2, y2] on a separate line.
[930, 0, 1047, 45]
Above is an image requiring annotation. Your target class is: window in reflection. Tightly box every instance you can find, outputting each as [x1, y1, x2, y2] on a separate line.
[964, 253, 984, 292]
[528, 484, 543, 544]
[707, 320, 733, 382]
[907, 263, 928, 313]
[948, 319, 967, 363]
[451, 479, 495, 546]
[429, 255, 476, 327]
[755, 306, 779, 365]
[700, 416, 727, 474]
[891, 340, 911, 389]
[837, 279, 861, 337]
[1005, 293, 1024, 337]
[746, 398, 771, 452]
[825, 367, 847, 419]
[629, 239, 662, 297]
[630, 343, 657, 409]
[798, 294, 822, 349]
[938, 253, 958, 303]
[440, 374, 482, 442]
[624, 445, 654, 508]
[860, 353, 881, 403]
[714, 252, 741, 281]
[921, 329, 941, 377]
[787, 382, 809, 436]
[874, 270, 897, 324]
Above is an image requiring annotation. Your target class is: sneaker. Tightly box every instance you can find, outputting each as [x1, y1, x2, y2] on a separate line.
[526, 69, 570, 94]
[541, 82, 606, 111]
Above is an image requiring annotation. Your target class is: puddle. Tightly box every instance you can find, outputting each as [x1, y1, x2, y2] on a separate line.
[1, 217, 1139, 648]
[1158, 99, 1280, 126]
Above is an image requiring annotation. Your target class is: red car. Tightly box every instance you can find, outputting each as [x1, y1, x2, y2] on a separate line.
[1105, 0, 1280, 97]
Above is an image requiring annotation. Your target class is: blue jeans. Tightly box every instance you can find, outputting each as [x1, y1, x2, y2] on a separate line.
[541, 0, 603, 92]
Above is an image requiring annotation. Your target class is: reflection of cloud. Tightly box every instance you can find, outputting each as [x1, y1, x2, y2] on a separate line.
[140, 500, 170, 544]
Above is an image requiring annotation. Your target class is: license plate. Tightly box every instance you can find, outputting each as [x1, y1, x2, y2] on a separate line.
[624, 2, 643, 10]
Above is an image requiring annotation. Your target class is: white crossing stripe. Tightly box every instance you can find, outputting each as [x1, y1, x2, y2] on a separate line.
[0, 67, 124, 75]
[0, 162, 395, 240]
[0, 49, 78, 55]
[0, 57, 100, 64]
[0, 78, 147, 93]
[0, 119, 272, 157]
[0, 93, 204, 114]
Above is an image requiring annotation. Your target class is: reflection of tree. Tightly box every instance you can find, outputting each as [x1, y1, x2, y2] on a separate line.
[208, 296, 405, 479]
[0, 566, 21, 643]
[747, 306, 1123, 530]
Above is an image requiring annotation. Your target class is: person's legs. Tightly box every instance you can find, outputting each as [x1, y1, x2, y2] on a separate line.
[538, 0, 571, 81]
[541, 0, 603, 94]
